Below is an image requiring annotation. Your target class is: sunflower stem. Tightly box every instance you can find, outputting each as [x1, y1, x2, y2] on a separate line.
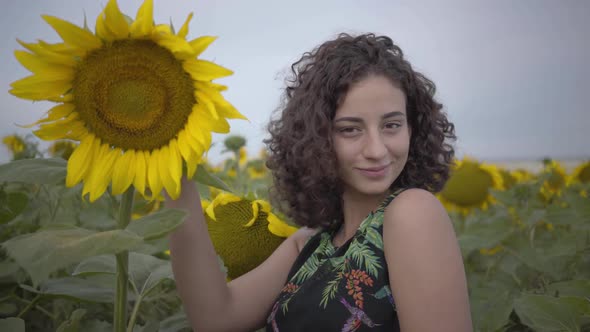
[114, 187, 135, 332]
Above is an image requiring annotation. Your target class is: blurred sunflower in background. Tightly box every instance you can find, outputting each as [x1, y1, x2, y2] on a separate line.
[204, 193, 298, 279]
[2, 135, 25, 155]
[47, 140, 77, 160]
[10, 0, 246, 202]
[568, 160, 590, 185]
[539, 160, 567, 200]
[438, 156, 504, 215]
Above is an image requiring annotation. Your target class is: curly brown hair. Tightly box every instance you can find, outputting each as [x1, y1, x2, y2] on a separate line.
[264, 33, 456, 229]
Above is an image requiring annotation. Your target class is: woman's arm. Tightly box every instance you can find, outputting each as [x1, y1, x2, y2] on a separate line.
[383, 188, 473, 332]
[167, 178, 310, 331]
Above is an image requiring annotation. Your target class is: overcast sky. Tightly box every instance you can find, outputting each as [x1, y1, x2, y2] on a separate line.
[1, 0, 589, 164]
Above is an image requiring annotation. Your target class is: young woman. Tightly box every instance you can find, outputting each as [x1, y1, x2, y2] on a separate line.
[167, 33, 472, 331]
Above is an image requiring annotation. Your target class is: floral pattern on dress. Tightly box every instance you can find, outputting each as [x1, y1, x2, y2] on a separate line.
[266, 189, 404, 332]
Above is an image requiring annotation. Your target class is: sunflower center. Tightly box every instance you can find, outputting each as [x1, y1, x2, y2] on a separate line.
[72, 39, 195, 150]
[441, 163, 493, 207]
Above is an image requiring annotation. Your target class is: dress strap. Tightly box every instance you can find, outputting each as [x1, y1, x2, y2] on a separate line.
[375, 188, 406, 213]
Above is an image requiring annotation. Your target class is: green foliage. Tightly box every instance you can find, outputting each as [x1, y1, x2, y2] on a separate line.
[458, 180, 590, 331]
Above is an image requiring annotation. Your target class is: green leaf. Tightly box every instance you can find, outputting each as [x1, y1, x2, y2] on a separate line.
[470, 288, 513, 332]
[458, 217, 512, 257]
[20, 275, 119, 303]
[159, 311, 190, 332]
[193, 164, 232, 192]
[74, 253, 173, 297]
[132, 321, 160, 332]
[2, 225, 143, 286]
[56, 308, 86, 332]
[0, 158, 66, 185]
[126, 208, 187, 241]
[546, 280, 590, 298]
[0, 191, 28, 224]
[0, 317, 25, 332]
[514, 294, 590, 332]
[80, 320, 112, 332]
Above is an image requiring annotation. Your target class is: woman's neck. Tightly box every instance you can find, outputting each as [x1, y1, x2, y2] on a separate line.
[333, 190, 388, 246]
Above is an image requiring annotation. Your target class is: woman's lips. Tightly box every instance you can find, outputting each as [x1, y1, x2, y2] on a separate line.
[356, 164, 391, 178]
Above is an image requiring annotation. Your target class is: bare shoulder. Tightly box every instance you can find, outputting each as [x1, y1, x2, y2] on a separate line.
[291, 226, 321, 253]
[382, 188, 473, 331]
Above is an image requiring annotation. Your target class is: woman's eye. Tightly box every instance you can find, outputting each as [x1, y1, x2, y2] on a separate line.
[384, 122, 401, 130]
[339, 127, 358, 133]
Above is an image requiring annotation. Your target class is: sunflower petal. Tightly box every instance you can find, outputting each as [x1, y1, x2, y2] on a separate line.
[195, 91, 219, 119]
[19, 103, 75, 128]
[244, 202, 259, 227]
[152, 31, 195, 57]
[130, 0, 153, 37]
[188, 36, 217, 57]
[133, 150, 148, 196]
[147, 148, 163, 200]
[111, 150, 136, 195]
[42, 15, 102, 51]
[17, 39, 77, 66]
[104, 0, 129, 39]
[177, 13, 193, 39]
[183, 59, 233, 81]
[66, 134, 96, 187]
[158, 145, 179, 200]
[168, 139, 182, 188]
[86, 146, 119, 202]
[267, 213, 298, 237]
[14, 50, 74, 76]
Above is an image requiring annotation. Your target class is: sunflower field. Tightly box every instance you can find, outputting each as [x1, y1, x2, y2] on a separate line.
[2, 132, 589, 331]
[1, 1, 589, 331]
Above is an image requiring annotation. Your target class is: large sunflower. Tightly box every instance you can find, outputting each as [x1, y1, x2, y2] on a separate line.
[438, 156, 504, 215]
[10, 0, 246, 201]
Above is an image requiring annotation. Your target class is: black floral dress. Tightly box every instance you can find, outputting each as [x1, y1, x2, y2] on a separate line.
[265, 190, 404, 332]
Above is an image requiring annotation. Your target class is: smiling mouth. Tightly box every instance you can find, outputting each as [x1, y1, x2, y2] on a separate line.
[357, 163, 391, 172]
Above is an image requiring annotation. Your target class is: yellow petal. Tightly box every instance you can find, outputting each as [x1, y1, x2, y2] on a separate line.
[168, 139, 182, 188]
[133, 150, 148, 196]
[14, 50, 73, 75]
[66, 134, 96, 187]
[111, 150, 136, 195]
[158, 145, 179, 200]
[177, 130, 193, 164]
[177, 13, 193, 38]
[244, 202, 259, 227]
[33, 114, 80, 140]
[194, 81, 247, 120]
[205, 200, 217, 220]
[87, 147, 119, 202]
[188, 36, 217, 57]
[130, 0, 153, 38]
[183, 59, 233, 81]
[254, 199, 271, 213]
[195, 91, 219, 119]
[19, 103, 75, 128]
[104, 0, 129, 39]
[147, 148, 163, 200]
[267, 213, 298, 237]
[42, 15, 102, 51]
[17, 40, 78, 66]
[152, 31, 195, 58]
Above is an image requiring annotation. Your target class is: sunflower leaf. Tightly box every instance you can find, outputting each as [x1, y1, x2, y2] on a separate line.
[126, 208, 187, 241]
[193, 164, 232, 192]
[2, 225, 143, 286]
[19, 275, 119, 303]
[514, 294, 590, 331]
[0, 318, 25, 332]
[0, 158, 66, 185]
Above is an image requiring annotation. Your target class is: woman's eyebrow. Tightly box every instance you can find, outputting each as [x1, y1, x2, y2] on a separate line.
[334, 111, 405, 123]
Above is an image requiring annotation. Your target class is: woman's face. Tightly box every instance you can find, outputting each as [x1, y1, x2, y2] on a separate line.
[332, 75, 410, 198]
